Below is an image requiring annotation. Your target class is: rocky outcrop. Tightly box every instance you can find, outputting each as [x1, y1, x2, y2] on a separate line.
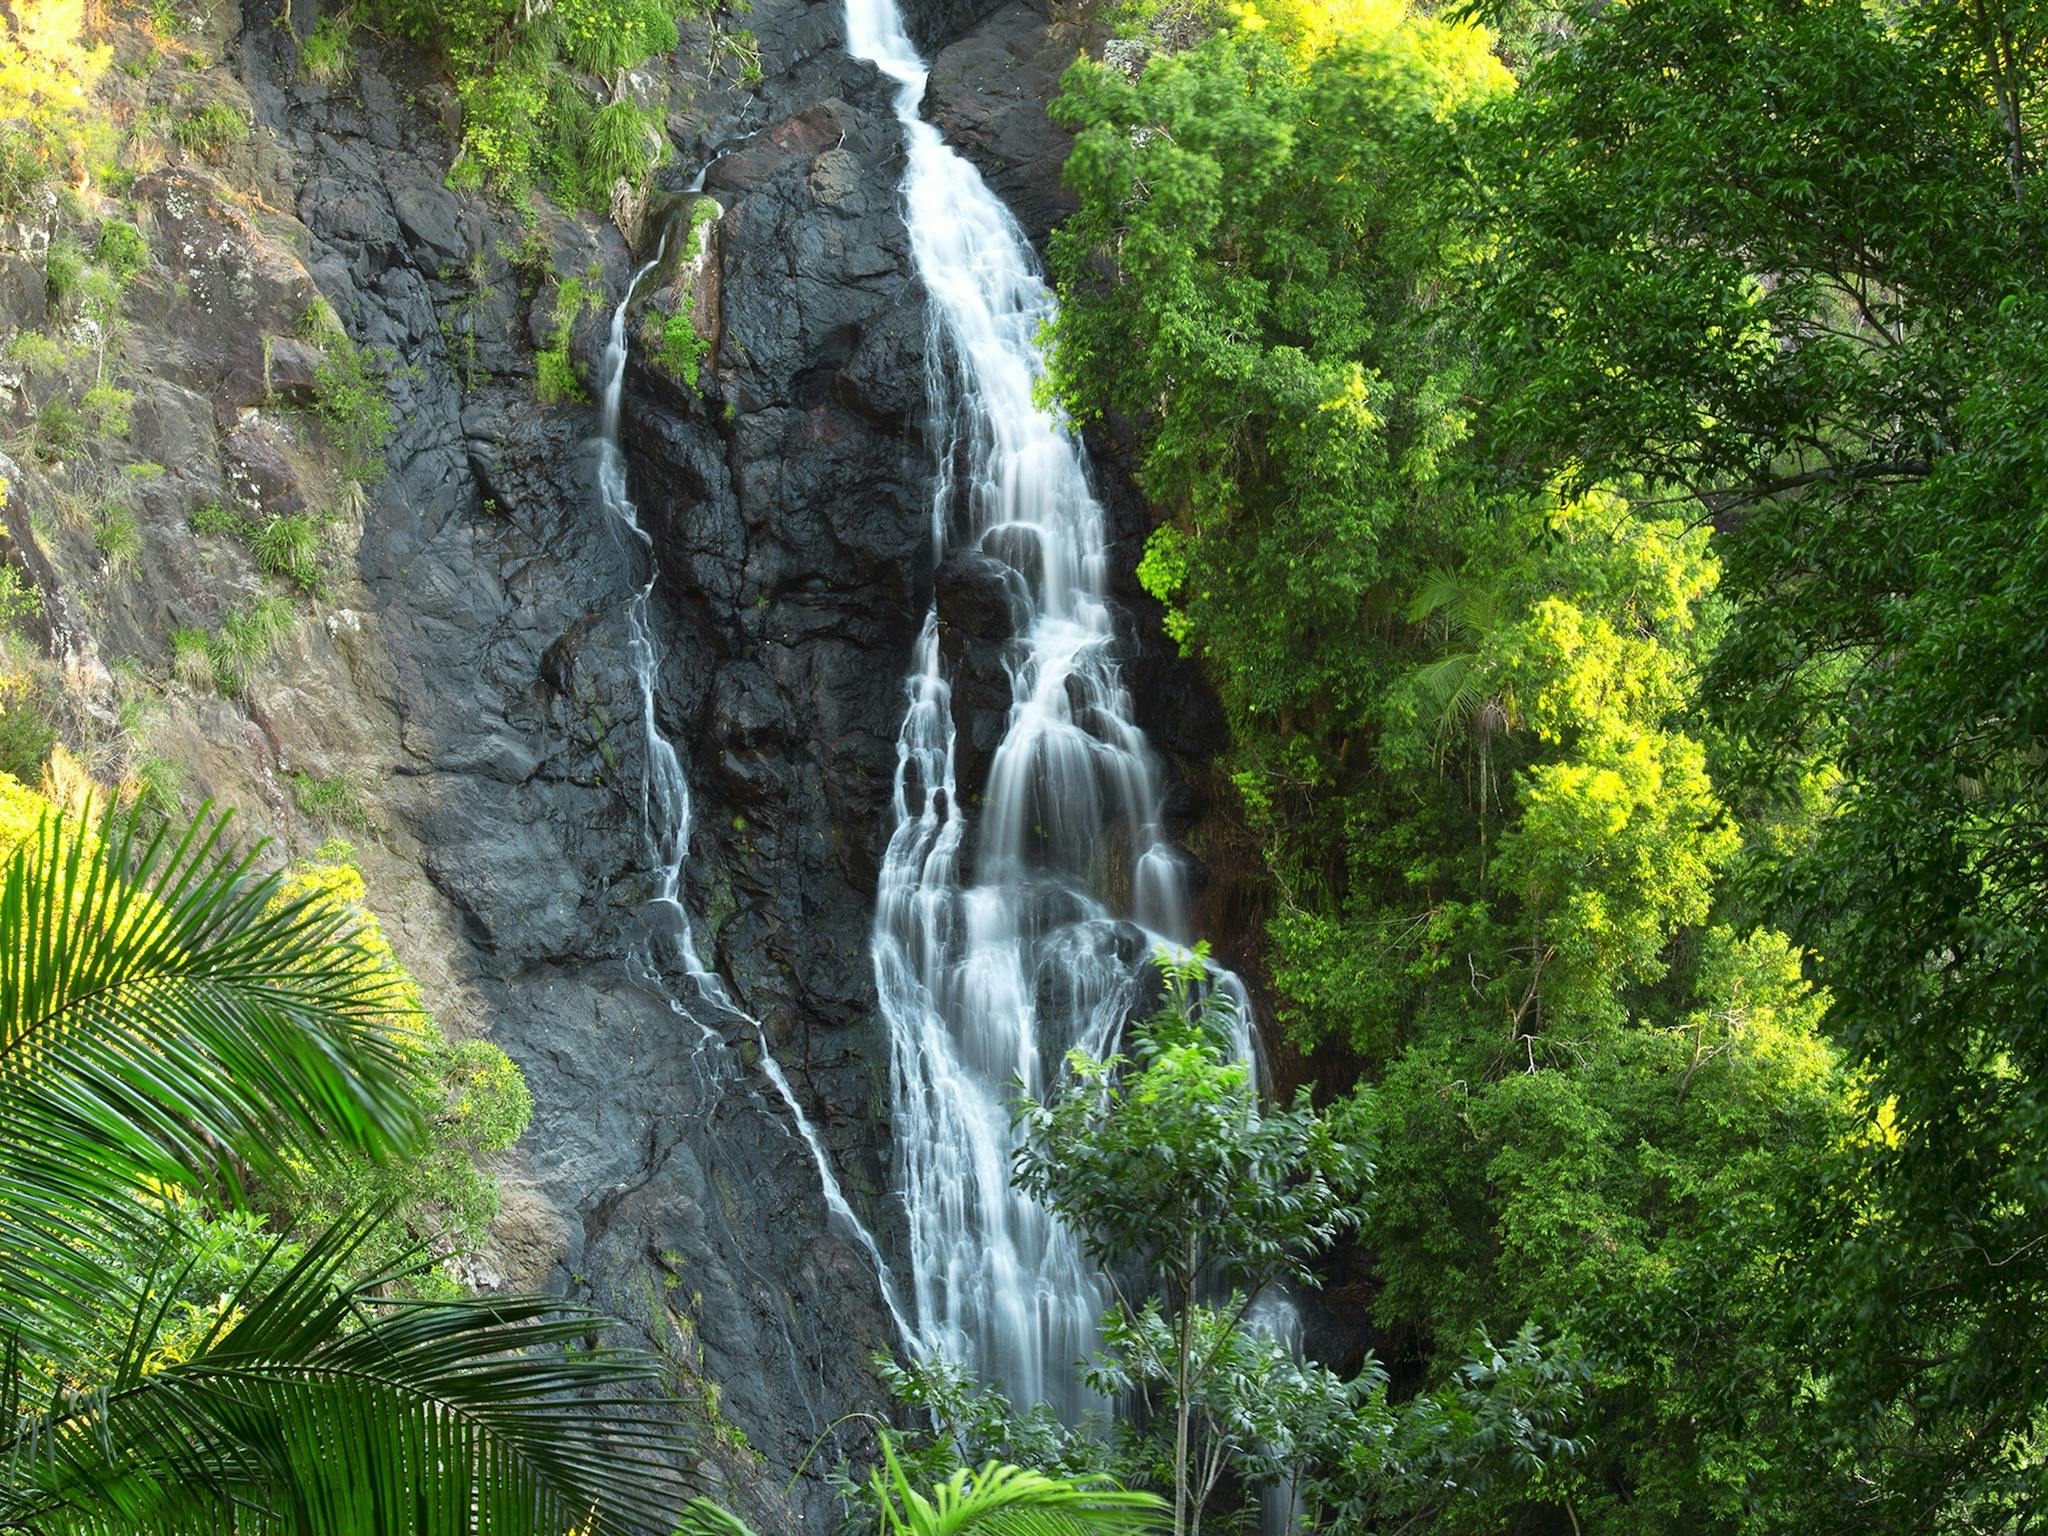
[921, 0, 1086, 245]
[201, 0, 945, 1524]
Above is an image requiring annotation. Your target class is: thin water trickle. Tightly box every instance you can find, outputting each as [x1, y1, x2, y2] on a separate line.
[849, 0, 1261, 1418]
[589, 233, 911, 1355]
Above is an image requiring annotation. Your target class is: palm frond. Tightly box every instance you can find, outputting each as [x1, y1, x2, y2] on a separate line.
[674, 1496, 762, 1536]
[874, 1437, 1168, 1536]
[0, 804, 421, 1356]
[1405, 565, 1503, 637]
[1, 1214, 694, 1535]
[1410, 652, 1488, 748]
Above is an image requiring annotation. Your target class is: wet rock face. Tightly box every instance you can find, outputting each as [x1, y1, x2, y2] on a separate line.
[152, 0, 1229, 1521]
[921, 0, 1084, 246]
[218, 0, 948, 1523]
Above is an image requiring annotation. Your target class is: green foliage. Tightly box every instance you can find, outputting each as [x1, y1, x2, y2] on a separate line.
[1017, 957, 1373, 1307]
[300, 10, 355, 81]
[535, 266, 603, 404]
[657, 297, 709, 387]
[686, 1432, 1167, 1536]
[584, 100, 663, 192]
[93, 218, 148, 282]
[205, 594, 296, 696]
[78, 383, 134, 436]
[979, 954, 1583, 1536]
[94, 501, 141, 578]
[0, 567, 39, 628]
[309, 329, 393, 484]
[189, 497, 247, 538]
[0, 0, 112, 217]
[556, 0, 683, 77]
[1303, 1322, 1588, 1532]
[0, 129, 47, 219]
[0, 795, 683, 1532]
[534, 346, 583, 404]
[265, 851, 535, 1271]
[828, 943, 1586, 1536]
[363, 0, 739, 201]
[1456, 0, 2048, 1521]
[172, 99, 250, 157]
[1041, 0, 1916, 1525]
[169, 624, 216, 691]
[8, 328, 77, 376]
[252, 511, 326, 591]
[32, 396, 82, 463]
[0, 648, 55, 783]
[43, 238, 86, 306]
[288, 768, 370, 830]
[681, 194, 719, 259]
[123, 747, 186, 821]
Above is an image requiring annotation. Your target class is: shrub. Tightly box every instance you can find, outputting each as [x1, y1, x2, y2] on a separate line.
[173, 101, 250, 159]
[300, 13, 355, 82]
[169, 625, 215, 690]
[0, 130, 46, 220]
[534, 266, 603, 405]
[534, 347, 582, 405]
[364, 0, 716, 197]
[124, 750, 185, 820]
[681, 195, 719, 260]
[311, 335, 393, 484]
[453, 59, 550, 190]
[9, 331, 76, 375]
[583, 101, 662, 192]
[34, 398, 84, 463]
[556, 0, 681, 76]
[289, 768, 371, 831]
[299, 296, 344, 340]
[79, 385, 135, 437]
[95, 504, 142, 578]
[94, 220, 149, 283]
[44, 240, 86, 306]
[0, 684, 54, 782]
[657, 300, 708, 389]
[0, 567, 39, 627]
[188, 499, 246, 538]
[252, 512, 324, 591]
[207, 595, 295, 695]
[0, 3, 111, 215]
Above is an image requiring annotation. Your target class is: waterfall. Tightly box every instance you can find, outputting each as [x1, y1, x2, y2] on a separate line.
[850, 0, 1252, 1417]
[590, 238, 912, 1349]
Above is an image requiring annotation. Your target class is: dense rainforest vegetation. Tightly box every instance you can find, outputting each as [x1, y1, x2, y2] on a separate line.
[1, 0, 2044, 1529]
[1025, 0, 2048, 1528]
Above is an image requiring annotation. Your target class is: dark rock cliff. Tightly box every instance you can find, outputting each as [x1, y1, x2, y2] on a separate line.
[221, 1, 954, 1521]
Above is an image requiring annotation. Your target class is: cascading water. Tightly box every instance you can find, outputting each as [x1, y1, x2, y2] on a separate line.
[590, 232, 912, 1348]
[850, 0, 1256, 1417]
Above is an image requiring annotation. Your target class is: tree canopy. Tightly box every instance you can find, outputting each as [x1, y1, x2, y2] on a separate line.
[1040, 0, 2048, 1526]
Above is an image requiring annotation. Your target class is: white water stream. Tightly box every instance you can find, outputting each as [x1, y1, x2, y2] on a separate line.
[591, 239, 913, 1350]
[847, 0, 1255, 1417]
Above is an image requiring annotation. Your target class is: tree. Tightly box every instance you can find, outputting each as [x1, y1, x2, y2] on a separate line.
[1045, 0, 1866, 1524]
[1469, 0, 2048, 1518]
[1015, 956, 1373, 1536]
[1012, 957, 1588, 1534]
[0, 795, 690, 1532]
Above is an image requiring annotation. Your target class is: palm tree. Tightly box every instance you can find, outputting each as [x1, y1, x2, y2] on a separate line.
[674, 1433, 1168, 1536]
[0, 802, 691, 1533]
